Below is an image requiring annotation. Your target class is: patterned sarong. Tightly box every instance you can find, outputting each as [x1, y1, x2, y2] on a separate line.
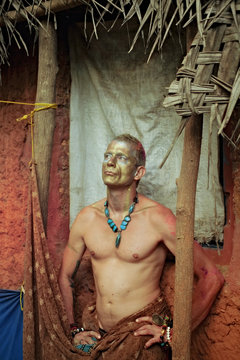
[81, 296, 172, 359]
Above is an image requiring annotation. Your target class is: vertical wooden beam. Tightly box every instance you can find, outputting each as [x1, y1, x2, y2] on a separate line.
[34, 20, 58, 230]
[172, 113, 202, 360]
[172, 23, 199, 360]
[172, 22, 226, 360]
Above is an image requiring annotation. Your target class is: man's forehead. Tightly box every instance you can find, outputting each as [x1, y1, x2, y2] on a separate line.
[105, 140, 136, 155]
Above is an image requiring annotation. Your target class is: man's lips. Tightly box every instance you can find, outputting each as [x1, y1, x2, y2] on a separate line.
[104, 171, 116, 176]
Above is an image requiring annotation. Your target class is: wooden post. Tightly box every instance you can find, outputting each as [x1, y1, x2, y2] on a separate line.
[33, 20, 58, 230]
[172, 113, 202, 360]
[172, 23, 226, 360]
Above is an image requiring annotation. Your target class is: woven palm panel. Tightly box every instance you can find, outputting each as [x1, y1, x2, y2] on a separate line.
[163, 2, 240, 151]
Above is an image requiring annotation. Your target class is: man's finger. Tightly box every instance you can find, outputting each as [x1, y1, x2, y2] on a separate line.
[88, 331, 101, 340]
[74, 336, 95, 345]
[144, 337, 159, 349]
[73, 331, 100, 345]
[134, 325, 154, 336]
[135, 316, 152, 324]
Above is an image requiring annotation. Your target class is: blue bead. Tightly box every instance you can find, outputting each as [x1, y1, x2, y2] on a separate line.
[122, 220, 128, 226]
[110, 221, 116, 228]
[113, 225, 118, 232]
[124, 216, 131, 222]
[104, 201, 108, 206]
[115, 233, 121, 248]
[107, 218, 113, 224]
[120, 224, 126, 230]
[104, 208, 109, 217]
[129, 204, 135, 214]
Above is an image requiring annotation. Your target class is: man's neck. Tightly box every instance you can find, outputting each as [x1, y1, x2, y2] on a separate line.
[106, 186, 137, 215]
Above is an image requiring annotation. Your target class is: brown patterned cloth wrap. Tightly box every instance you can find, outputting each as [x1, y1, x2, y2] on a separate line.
[82, 296, 172, 360]
[23, 164, 90, 360]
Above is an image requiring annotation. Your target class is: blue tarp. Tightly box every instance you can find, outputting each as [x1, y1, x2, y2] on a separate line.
[0, 289, 23, 360]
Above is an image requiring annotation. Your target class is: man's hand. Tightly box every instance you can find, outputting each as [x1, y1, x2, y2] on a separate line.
[134, 316, 168, 349]
[72, 330, 101, 346]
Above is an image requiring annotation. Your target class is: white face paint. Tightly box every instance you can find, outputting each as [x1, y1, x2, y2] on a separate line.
[102, 140, 138, 188]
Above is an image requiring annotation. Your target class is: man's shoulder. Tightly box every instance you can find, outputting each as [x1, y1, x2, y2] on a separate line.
[75, 198, 106, 220]
[138, 194, 173, 216]
[138, 194, 176, 237]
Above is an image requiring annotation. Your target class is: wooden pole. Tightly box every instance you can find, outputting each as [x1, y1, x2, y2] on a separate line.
[172, 112, 202, 360]
[33, 20, 58, 230]
[172, 23, 227, 360]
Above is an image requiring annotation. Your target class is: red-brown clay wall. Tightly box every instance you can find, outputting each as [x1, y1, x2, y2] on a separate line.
[0, 43, 37, 289]
[0, 22, 70, 289]
[0, 23, 240, 360]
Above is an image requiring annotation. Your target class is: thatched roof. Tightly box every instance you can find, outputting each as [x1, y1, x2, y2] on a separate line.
[1, 0, 238, 65]
[1, 0, 240, 150]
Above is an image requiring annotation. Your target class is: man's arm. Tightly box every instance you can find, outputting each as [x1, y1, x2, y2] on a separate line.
[162, 208, 224, 329]
[134, 207, 224, 349]
[58, 211, 101, 345]
[191, 241, 224, 330]
[58, 215, 86, 324]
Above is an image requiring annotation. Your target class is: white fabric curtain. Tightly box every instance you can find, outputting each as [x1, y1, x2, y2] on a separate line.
[69, 21, 224, 243]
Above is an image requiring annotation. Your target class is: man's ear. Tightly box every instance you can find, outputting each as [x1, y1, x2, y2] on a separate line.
[134, 166, 146, 181]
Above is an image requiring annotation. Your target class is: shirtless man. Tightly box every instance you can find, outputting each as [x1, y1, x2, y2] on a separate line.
[58, 134, 224, 356]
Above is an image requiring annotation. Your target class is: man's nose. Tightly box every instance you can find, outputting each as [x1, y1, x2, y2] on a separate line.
[107, 155, 116, 166]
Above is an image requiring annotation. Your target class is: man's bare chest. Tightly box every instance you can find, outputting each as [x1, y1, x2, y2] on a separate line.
[83, 212, 164, 262]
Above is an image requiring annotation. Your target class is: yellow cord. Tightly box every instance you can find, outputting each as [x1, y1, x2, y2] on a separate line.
[20, 282, 25, 311]
[0, 100, 57, 163]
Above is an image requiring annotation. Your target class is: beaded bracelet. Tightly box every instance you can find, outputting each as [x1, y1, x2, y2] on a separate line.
[160, 326, 173, 350]
[151, 314, 173, 350]
[166, 326, 172, 343]
[70, 323, 85, 338]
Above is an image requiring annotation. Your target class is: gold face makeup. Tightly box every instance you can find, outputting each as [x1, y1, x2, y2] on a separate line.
[102, 140, 137, 187]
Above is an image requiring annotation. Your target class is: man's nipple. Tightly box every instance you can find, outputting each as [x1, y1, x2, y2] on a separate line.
[132, 253, 139, 260]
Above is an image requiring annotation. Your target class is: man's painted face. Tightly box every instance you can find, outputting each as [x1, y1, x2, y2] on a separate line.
[102, 140, 137, 187]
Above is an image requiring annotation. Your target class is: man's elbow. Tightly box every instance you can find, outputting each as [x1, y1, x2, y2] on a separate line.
[58, 271, 64, 293]
[216, 270, 225, 291]
[208, 268, 225, 295]
[58, 265, 63, 284]
[58, 268, 70, 291]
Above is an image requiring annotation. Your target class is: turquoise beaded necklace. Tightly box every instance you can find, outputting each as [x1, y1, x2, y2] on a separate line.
[104, 193, 138, 248]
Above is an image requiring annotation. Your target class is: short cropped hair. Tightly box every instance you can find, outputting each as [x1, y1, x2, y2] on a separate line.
[112, 134, 146, 167]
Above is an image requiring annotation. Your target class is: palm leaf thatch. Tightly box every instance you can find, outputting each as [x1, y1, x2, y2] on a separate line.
[0, 0, 51, 65]
[162, 0, 240, 164]
[0, 0, 238, 65]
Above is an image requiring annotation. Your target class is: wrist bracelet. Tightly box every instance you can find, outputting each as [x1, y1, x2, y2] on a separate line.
[151, 314, 173, 350]
[70, 323, 85, 338]
[166, 326, 172, 343]
[160, 326, 173, 350]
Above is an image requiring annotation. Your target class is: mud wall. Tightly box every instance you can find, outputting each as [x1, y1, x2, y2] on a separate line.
[0, 20, 70, 289]
[0, 21, 239, 360]
[0, 41, 36, 289]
